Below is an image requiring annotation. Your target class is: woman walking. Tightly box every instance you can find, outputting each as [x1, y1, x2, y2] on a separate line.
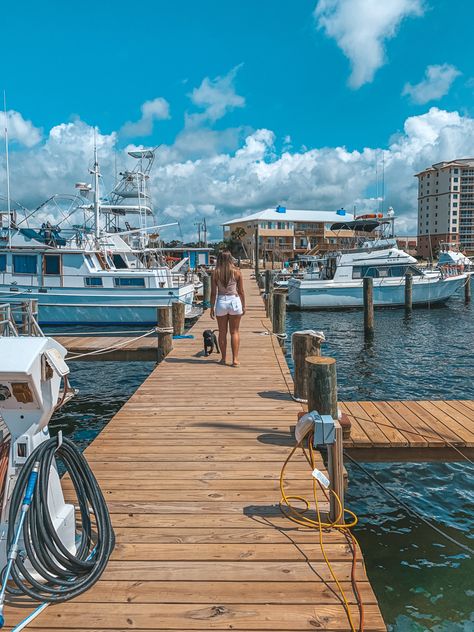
[210, 250, 245, 366]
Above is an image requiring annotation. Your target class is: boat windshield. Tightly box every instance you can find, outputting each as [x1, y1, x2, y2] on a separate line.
[352, 264, 422, 279]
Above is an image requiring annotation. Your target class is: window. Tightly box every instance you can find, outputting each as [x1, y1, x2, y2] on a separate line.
[85, 277, 103, 287]
[454, 177, 459, 182]
[112, 254, 128, 269]
[13, 255, 37, 275]
[277, 222, 286, 230]
[114, 277, 146, 287]
[85, 254, 96, 269]
[44, 254, 60, 275]
[0, 254, 6, 272]
[453, 202, 458, 207]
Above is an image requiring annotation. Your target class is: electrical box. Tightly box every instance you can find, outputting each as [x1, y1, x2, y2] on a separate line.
[313, 413, 336, 446]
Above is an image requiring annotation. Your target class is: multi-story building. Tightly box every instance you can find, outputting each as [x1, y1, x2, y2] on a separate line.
[222, 207, 354, 262]
[396, 236, 418, 257]
[416, 159, 474, 258]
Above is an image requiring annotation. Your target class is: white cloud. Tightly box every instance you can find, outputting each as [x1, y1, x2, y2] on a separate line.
[314, 0, 424, 88]
[186, 65, 245, 127]
[2, 107, 474, 240]
[0, 110, 42, 147]
[120, 97, 170, 137]
[402, 64, 462, 104]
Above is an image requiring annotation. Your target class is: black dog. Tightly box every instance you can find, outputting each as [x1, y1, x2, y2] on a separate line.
[203, 329, 219, 356]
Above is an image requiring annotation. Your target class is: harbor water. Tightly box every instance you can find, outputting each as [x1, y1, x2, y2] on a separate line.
[49, 295, 474, 631]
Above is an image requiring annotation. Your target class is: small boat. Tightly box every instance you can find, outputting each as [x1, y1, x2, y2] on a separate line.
[288, 213, 468, 309]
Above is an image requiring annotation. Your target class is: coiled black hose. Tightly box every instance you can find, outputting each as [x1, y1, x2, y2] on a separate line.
[3, 436, 114, 603]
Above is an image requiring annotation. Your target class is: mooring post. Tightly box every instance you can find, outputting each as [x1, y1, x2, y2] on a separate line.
[405, 272, 413, 311]
[202, 274, 211, 309]
[157, 306, 173, 362]
[306, 356, 343, 522]
[465, 275, 471, 303]
[264, 269, 274, 319]
[272, 291, 286, 347]
[328, 420, 344, 523]
[363, 277, 374, 336]
[30, 299, 39, 335]
[292, 332, 322, 402]
[172, 301, 185, 336]
[254, 227, 259, 279]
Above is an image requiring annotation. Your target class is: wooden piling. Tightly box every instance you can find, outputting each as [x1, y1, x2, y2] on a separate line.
[306, 355, 343, 522]
[306, 356, 338, 419]
[466, 275, 471, 303]
[157, 306, 173, 362]
[328, 419, 344, 523]
[264, 269, 273, 295]
[292, 332, 322, 402]
[254, 227, 259, 279]
[363, 277, 374, 336]
[272, 291, 286, 347]
[405, 272, 413, 310]
[172, 301, 186, 336]
[202, 274, 211, 309]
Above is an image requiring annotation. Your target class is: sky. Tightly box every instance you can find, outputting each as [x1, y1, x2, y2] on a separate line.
[1, 0, 474, 240]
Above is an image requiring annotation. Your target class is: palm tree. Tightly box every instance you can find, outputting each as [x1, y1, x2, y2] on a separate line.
[230, 227, 248, 258]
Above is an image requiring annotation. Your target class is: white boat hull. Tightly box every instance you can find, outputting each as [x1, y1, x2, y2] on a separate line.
[288, 274, 467, 309]
[0, 284, 196, 325]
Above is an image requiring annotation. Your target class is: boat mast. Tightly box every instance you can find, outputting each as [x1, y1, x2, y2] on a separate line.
[93, 129, 100, 241]
[3, 92, 11, 248]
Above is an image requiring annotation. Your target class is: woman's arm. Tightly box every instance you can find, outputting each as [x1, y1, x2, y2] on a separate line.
[210, 272, 217, 319]
[237, 271, 246, 315]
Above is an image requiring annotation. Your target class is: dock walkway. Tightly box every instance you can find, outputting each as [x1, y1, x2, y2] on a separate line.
[9, 270, 385, 631]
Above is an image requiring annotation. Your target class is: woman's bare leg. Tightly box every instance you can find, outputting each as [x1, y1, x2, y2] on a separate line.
[216, 315, 229, 363]
[229, 315, 242, 365]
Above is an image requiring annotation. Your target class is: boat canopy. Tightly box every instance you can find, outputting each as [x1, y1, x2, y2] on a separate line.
[330, 219, 380, 232]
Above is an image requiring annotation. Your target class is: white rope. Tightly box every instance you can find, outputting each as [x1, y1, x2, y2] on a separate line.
[258, 331, 288, 340]
[156, 326, 174, 334]
[291, 329, 326, 361]
[66, 328, 157, 359]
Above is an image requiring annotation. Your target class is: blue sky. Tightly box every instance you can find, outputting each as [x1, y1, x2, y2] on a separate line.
[1, 0, 474, 238]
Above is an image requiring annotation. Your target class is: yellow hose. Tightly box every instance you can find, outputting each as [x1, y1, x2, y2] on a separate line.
[279, 432, 364, 632]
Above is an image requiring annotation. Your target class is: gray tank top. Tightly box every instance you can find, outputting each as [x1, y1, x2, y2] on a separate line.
[217, 272, 238, 296]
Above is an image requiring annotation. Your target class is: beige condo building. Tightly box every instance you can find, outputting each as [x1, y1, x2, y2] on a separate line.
[416, 159, 474, 258]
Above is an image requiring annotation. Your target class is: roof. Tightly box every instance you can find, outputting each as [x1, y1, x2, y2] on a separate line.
[414, 158, 474, 177]
[223, 208, 352, 226]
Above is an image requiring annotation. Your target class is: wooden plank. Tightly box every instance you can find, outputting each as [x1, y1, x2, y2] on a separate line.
[12, 269, 384, 632]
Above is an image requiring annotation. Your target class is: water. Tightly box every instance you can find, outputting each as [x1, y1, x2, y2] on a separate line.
[286, 296, 474, 631]
[47, 298, 474, 630]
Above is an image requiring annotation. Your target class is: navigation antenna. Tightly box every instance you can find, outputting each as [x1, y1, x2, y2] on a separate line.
[91, 128, 101, 240]
[3, 92, 11, 248]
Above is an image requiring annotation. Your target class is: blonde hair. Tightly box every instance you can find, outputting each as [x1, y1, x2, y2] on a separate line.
[215, 250, 237, 288]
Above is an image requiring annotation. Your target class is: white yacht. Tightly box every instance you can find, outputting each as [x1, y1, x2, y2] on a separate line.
[0, 149, 195, 325]
[288, 214, 468, 309]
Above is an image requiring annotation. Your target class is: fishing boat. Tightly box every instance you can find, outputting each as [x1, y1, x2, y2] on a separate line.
[288, 212, 468, 309]
[0, 149, 196, 325]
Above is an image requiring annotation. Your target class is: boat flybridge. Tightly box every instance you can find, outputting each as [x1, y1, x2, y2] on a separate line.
[0, 148, 196, 325]
[288, 211, 469, 309]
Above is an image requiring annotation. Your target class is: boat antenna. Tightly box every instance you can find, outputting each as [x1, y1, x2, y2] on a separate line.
[381, 150, 385, 214]
[3, 91, 11, 248]
[92, 128, 100, 240]
[375, 152, 379, 212]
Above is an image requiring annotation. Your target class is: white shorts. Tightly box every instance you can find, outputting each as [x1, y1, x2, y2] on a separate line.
[215, 295, 243, 317]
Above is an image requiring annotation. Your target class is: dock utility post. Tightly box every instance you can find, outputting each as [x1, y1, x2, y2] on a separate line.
[363, 277, 374, 336]
[202, 274, 211, 309]
[157, 306, 173, 362]
[172, 301, 186, 336]
[293, 332, 323, 402]
[405, 272, 413, 311]
[272, 291, 286, 347]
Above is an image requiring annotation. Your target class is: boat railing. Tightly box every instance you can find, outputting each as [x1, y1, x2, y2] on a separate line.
[0, 301, 43, 337]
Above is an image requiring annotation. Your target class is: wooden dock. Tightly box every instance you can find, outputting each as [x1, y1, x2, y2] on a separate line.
[342, 400, 474, 461]
[7, 269, 385, 631]
[54, 333, 160, 361]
